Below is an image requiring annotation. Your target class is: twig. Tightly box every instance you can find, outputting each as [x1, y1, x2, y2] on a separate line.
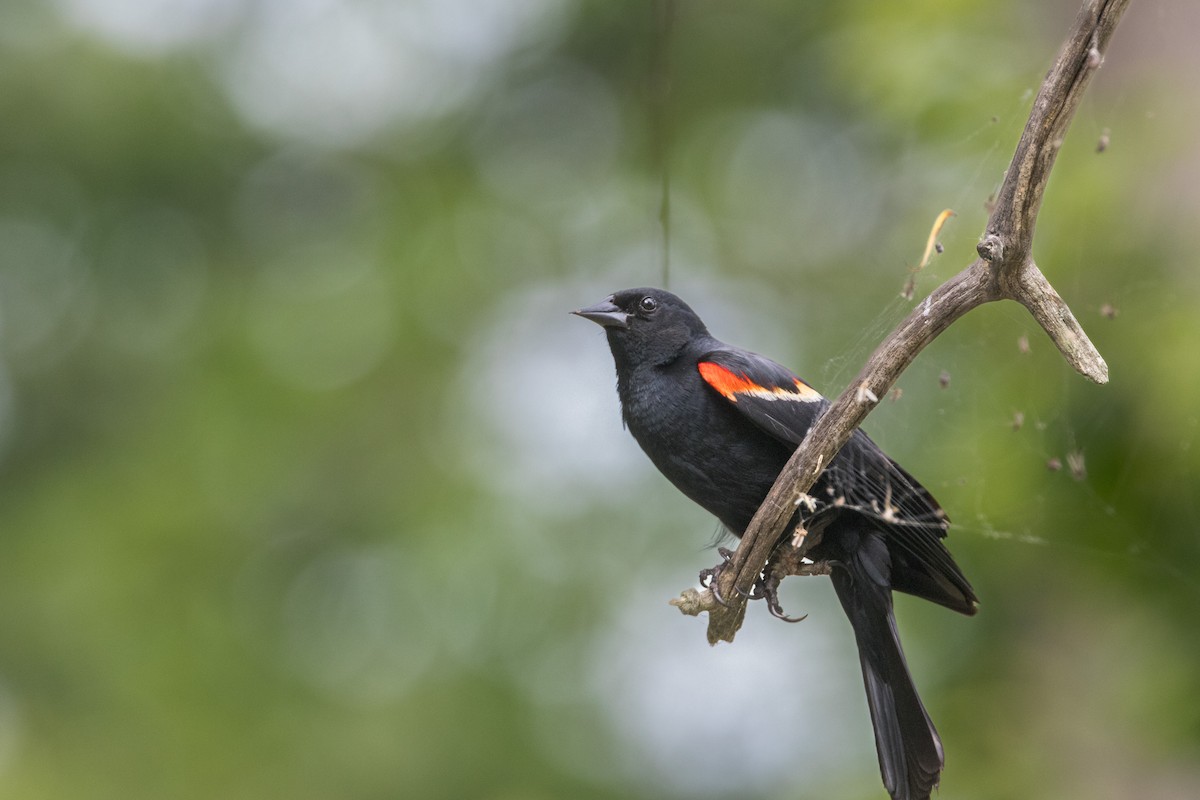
[677, 0, 1128, 643]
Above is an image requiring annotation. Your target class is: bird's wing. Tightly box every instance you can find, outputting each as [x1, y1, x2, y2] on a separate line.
[696, 348, 827, 443]
[697, 347, 977, 614]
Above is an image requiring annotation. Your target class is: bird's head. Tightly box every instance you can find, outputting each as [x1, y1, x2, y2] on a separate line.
[573, 287, 708, 368]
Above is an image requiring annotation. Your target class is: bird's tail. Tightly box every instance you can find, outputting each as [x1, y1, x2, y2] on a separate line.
[830, 530, 943, 800]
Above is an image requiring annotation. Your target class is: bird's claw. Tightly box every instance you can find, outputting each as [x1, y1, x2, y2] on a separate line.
[699, 547, 738, 608]
[698, 547, 806, 620]
[738, 569, 807, 622]
[709, 581, 736, 608]
[698, 547, 734, 587]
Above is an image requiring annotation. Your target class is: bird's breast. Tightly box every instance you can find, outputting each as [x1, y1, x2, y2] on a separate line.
[619, 366, 791, 534]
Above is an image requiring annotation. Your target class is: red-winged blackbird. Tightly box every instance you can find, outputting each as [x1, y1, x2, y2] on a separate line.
[574, 288, 977, 800]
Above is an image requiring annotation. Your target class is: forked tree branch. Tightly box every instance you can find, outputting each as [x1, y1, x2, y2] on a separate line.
[673, 0, 1128, 644]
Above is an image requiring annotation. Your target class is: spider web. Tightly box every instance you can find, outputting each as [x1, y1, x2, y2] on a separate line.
[800, 118, 1200, 603]
[652, 59, 1200, 605]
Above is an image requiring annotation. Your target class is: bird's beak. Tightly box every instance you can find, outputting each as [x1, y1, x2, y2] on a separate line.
[571, 297, 629, 329]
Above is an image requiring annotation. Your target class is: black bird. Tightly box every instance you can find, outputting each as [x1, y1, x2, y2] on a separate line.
[574, 287, 977, 800]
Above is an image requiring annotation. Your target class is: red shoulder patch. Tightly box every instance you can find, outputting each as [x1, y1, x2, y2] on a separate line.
[698, 362, 821, 403]
[698, 361, 757, 399]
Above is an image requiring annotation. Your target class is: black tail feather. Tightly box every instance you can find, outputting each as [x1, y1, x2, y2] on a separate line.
[831, 531, 943, 800]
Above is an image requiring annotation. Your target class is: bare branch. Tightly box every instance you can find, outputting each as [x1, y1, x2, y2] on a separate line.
[1009, 261, 1109, 382]
[678, 0, 1128, 642]
[987, 0, 1129, 266]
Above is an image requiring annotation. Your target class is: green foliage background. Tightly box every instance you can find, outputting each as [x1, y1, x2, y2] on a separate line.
[0, 1, 1197, 798]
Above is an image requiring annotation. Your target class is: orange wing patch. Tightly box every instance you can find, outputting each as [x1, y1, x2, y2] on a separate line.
[698, 362, 822, 403]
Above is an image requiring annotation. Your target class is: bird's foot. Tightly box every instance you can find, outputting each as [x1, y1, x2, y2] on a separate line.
[747, 569, 807, 623]
[698, 546, 813, 620]
[699, 547, 737, 607]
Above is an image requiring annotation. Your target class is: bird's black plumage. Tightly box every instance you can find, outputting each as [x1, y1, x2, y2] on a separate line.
[575, 287, 977, 800]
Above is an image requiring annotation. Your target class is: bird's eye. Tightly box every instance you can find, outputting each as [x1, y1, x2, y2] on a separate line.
[639, 296, 658, 313]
